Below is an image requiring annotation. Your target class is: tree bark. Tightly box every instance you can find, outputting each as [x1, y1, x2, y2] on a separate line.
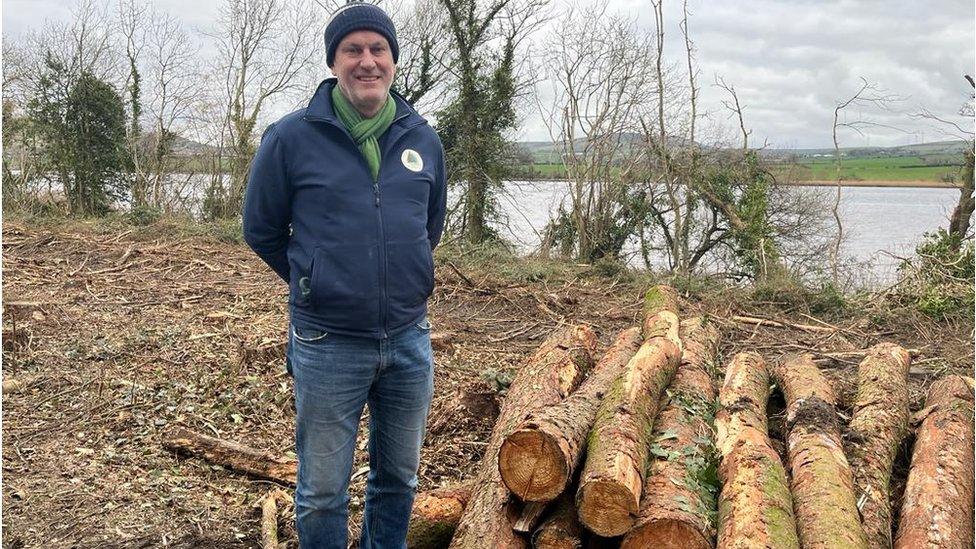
[948, 147, 974, 245]
[714, 352, 799, 549]
[848, 343, 911, 549]
[621, 317, 721, 549]
[498, 327, 643, 502]
[407, 483, 473, 548]
[894, 375, 975, 549]
[533, 492, 585, 549]
[449, 325, 598, 549]
[161, 426, 297, 485]
[576, 293, 682, 537]
[772, 354, 868, 549]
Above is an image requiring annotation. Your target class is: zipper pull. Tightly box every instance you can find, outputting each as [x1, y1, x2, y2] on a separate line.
[373, 182, 380, 206]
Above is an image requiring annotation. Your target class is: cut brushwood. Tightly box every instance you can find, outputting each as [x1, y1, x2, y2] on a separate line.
[773, 354, 868, 549]
[576, 288, 682, 537]
[498, 327, 643, 502]
[448, 325, 598, 549]
[848, 343, 911, 549]
[894, 375, 975, 549]
[621, 317, 721, 549]
[161, 426, 297, 485]
[714, 352, 799, 549]
[407, 483, 473, 548]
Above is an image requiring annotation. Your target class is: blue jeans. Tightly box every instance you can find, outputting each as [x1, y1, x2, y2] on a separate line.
[288, 319, 434, 549]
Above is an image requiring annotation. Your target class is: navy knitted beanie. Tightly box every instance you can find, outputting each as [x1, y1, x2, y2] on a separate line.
[324, 1, 399, 67]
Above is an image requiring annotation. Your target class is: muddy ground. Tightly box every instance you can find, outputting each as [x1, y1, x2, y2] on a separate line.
[2, 218, 972, 548]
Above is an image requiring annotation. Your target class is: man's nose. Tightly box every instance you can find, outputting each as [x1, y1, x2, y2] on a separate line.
[360, 53, 377, 69]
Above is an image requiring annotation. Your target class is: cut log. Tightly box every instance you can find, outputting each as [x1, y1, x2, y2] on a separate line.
[713, 352, 799, 549]
[772, 354, 868, 549]
[448, 325, 598, 549]
[894, 375, 975, 549]
[848, 343, 911, 549]
[576, 290, 682, 537]
[621, 317, 721, 549]
[642, 285, 680, 339]
[498, 327, 644, 501]
[533, 492, 585, 549]
[161, 426, 298, 485]
[407, 483, 473, 548]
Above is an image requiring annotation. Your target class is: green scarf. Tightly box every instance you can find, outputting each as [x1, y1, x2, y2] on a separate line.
[331, 85, 396, 181]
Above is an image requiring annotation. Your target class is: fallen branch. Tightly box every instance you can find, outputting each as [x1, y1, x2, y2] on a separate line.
[732, 315, 835, 333]
[161, 426, 297, 485]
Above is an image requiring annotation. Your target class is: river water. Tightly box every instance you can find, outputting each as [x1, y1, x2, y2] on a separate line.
[491, 181, 963, 285]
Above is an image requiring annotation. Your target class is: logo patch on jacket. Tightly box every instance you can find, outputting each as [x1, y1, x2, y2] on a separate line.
[401, 149, 424, 172]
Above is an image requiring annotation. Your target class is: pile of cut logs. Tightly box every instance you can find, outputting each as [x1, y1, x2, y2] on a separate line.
[162, 285, 975, 548]
[406, 285, 975, 549]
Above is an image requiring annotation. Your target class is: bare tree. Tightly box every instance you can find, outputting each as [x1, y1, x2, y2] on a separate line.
[830, 78, 903, 284]
[538, 1, 656, 262]
[205, 0, 321, 219]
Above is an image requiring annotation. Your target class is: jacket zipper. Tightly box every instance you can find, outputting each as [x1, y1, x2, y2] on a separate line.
[304, 112, 423, 338]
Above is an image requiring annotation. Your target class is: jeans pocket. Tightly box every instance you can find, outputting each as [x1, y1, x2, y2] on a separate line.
[292, 325, 329, 343]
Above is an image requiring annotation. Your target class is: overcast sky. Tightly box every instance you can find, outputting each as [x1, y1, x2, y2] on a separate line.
[4, 0, 974, 148]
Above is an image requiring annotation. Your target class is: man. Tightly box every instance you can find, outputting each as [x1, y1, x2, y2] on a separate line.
[242, 2, 447, 547]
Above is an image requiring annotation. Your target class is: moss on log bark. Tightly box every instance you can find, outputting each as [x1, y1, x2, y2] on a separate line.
[621, 317, 720, 549]
[848, 343, 911, 549]
[576, 295, 682, 537]
[448, 325, 598, 549]
[894, 375, 975, 549]
[714, 352, 799, 549]
[498, 328, 644, 502]
[773, 354, 868, 549]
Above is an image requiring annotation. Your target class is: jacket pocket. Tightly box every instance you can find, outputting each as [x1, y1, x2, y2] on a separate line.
[386, 237, 434, 309]
[309, 243, 381, 329]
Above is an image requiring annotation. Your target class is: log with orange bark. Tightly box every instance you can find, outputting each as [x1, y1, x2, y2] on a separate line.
[447, 324, 598, 548]
[713, 352, 799, 549]
[407, 483, 474, 548]
[620, 317, 721, 549]
[575, 287, 683, 537]
[772, 354, 867, 549]
[847, 343, 911, 549]
[894, 375, 975, 549]
[532, 491, 586, 549]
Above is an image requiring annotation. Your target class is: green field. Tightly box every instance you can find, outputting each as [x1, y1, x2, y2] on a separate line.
[511, 154, 966, 183]
[778, 155, 964, 182]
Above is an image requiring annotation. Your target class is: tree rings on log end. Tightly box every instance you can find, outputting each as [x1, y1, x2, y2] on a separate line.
[621, 518, 711, 549]
[498, 429, 568, 502]
[577, 479, 638, 537]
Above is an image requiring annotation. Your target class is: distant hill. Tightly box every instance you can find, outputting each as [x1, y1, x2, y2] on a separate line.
[762, 139, 971, 159]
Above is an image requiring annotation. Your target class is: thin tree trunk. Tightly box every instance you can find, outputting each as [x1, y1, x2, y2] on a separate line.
[621, 317, 720, 549]
[449, 325, 598, 549]
[894, 375, 975, 549]
[848, 343, 911, 549]
[714, 352, 799, 549]
[772, 354, 868, 549]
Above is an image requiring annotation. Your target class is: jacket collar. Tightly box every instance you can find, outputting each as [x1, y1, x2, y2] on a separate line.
[305, 78, 419, 126]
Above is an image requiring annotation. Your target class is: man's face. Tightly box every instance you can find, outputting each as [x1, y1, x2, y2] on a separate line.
[332, 30, 395, 118]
